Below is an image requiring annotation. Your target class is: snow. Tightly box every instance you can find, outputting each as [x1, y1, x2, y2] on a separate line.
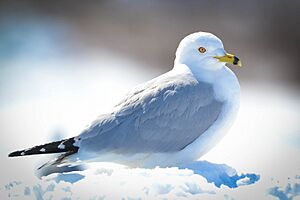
[0, 162, 257, 199]
[1, 82, 298, 199]
[267, 181, 300, 200]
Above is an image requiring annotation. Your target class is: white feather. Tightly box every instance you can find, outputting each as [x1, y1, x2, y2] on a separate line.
[70, 32, 240, 167]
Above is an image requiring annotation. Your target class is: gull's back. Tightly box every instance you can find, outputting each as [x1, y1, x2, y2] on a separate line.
[76, 67, 224, 156]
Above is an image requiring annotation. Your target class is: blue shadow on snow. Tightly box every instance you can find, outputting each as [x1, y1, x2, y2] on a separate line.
[180, 160, 260, 188]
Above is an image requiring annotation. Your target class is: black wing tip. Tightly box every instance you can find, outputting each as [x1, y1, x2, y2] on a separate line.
[8, 151, 24, 157]
[8, 137, 79, 158]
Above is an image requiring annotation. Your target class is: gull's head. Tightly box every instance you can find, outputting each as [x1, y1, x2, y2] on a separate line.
[175, 32, 242, 70]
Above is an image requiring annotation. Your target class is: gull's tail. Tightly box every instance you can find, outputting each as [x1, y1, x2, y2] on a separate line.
[8, 137, 83, 177]
[8, 137, 79, 157]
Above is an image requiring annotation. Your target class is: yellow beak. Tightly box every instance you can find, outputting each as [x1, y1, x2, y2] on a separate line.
[214, 53, 242, 67]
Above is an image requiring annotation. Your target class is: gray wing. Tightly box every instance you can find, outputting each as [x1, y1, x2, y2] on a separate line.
[78, 72, 224, 154]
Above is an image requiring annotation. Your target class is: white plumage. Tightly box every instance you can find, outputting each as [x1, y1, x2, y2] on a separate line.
[74, 32, 241, 167]
[9, 32, 241, 172]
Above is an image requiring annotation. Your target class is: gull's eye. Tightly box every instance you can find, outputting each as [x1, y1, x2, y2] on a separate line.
[198, 47, 206, 53]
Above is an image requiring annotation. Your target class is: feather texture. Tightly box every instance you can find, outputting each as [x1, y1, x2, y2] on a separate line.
[77, 69, 224, 154]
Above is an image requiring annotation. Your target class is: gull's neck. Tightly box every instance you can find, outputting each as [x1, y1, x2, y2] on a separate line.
[173, 62, 240, 103]
[173, 62, 226, 84]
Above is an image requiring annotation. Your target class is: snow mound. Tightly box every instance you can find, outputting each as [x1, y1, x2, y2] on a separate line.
[267, 176, 300, 200]
[1, 161, 259, 200]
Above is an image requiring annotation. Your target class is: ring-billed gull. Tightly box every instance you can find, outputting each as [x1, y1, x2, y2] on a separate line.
[9, 32, 242, 174]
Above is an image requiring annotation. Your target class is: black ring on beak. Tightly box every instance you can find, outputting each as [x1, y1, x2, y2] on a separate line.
[233, 56, 239, 65]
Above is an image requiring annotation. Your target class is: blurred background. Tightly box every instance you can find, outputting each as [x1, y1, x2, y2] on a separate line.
[0, 1, 299, 198]
[1, 0, 300, 86]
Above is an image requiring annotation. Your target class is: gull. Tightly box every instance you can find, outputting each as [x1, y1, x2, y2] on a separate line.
[8, 32, 242, 174]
